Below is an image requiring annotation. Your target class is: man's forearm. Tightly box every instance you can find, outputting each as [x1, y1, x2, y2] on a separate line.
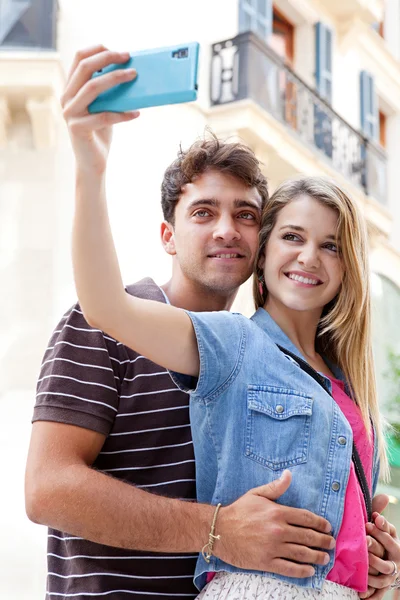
[30, 461, 214, 552]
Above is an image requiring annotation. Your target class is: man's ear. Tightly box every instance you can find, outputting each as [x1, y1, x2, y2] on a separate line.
[161, 221, 177, 256]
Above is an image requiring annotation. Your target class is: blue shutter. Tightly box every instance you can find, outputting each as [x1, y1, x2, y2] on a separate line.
[315, 22, 332, 102]
[239, 0, 272, 41]
[314, 22, 333, 157]
[360, 71, 378, 140]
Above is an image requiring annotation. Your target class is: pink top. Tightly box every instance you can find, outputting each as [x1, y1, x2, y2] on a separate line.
[326, 376, 373, 592]
[206, 376, 374, 592]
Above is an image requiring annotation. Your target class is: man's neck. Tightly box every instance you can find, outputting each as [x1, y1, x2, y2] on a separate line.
[160, 277, 238, 312]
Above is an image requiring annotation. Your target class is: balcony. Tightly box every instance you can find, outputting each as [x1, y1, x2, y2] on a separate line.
[0, 0, 57, 51]
[0, 0, 62, 148]
[210, 31, 387, 207]
[321, 0, 383, 24]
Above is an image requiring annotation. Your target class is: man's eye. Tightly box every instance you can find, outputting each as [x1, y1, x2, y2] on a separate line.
[239, 212, 255, 220]
[194, 210, 211, 217]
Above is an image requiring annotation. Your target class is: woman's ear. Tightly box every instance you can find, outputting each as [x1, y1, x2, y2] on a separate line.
[257, 252, 265, 273]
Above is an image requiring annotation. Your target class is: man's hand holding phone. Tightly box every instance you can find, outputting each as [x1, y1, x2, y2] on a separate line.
[61, 46, 140, 176]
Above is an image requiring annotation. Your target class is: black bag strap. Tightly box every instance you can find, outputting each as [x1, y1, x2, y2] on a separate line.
[276, 344, 372, 522]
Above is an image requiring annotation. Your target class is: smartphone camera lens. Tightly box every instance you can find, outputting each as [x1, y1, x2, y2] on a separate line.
[172, 47, 188, 59]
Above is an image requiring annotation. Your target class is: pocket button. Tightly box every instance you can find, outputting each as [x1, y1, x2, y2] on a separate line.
[331, 481, 340, 491]
[338, 436, 347, 445]
[275, 404, 284, 414]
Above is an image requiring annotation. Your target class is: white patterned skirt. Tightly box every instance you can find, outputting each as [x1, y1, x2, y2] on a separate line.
[196, 573, 358, 600]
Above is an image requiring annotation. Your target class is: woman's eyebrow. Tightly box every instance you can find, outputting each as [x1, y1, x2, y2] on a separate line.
[279, 224, 336, 240]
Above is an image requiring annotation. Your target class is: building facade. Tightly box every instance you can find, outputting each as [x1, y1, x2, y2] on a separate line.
[1, 0, 400, 597]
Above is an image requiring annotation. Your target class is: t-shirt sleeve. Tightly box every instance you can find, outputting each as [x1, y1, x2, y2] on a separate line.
[33, 302, 127, 435]
[170, 310, 246, 400]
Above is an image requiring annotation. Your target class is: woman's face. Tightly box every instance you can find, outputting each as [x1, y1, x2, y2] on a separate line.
[262, 195, 344, 315]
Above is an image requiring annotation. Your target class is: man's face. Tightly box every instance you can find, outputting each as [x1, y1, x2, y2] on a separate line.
[162, 170, 262, 294]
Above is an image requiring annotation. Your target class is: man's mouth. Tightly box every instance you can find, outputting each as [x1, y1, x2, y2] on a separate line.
[209, 253, 244, 259]
[208, 250, 245, 259]
[284, 272, 322, 286]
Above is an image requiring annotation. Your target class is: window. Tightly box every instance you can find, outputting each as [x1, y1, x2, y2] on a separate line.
[0, 0, 57, 50]
[239, 0, 272, 41]
[379, 111, 386, 148]
[315, 22, 332, 102]
[360, 71, 378, 140]
[371, 273, 400, 414]
[269, 7, 294, 65]
[314, 22, 333, 158]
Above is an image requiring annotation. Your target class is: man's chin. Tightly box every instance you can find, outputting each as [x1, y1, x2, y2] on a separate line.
[200, 273, 251, 294]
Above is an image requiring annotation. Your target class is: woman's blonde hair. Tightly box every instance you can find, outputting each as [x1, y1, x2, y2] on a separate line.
[253, 176, 389, 481]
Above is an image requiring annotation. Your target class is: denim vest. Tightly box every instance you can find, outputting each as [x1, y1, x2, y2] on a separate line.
[171, 308, 380, 591]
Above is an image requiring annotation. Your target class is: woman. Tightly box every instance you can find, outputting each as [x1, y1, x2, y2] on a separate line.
[72, 174, 400, 599]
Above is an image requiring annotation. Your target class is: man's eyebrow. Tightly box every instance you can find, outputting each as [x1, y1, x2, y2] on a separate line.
[279, 224, 336, 240]
[234, 199, 262, 212]
[186, 198, 219, 210]
[187, 198, 261, 212]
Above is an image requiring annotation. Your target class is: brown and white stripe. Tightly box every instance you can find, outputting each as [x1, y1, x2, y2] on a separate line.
[33, 278, 198, 599]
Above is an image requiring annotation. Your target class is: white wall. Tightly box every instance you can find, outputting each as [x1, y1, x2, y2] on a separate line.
[2, 1, 400, 597]
[0, 3, 250, 598]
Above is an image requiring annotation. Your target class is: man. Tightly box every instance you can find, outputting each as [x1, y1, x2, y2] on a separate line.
[25, 46, 393, 600]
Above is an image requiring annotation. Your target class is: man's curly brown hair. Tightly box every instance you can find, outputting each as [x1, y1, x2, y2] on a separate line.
[161, 134, 269, 224]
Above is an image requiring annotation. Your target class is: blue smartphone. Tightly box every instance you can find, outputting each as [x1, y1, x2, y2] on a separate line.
[88, 42, 200, 113]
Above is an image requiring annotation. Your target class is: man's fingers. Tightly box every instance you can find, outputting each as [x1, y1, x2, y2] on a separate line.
[371, 494, 390, 516]
[373, 513, 397, 538]
[366, 590, 389, 600]
[359, 587, 376, 599]
[374, 514, 390, 534]
[281, 504, 332, 535]
[359, 587, 387, 600]
[252, 470, 292, 501]
[269, 558, 315, 579]
[63, 50, 131, 107]
[367, 535, 386, 559]
[367, 573, 394, 589]
[284, 525, 335, 551]
[66, 45, 108, 84]
[369, 554, 398, 575]
[366, 522, 400, 556]
[283, 543, 330, 566]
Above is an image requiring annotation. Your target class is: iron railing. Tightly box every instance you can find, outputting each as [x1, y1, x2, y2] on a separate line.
[0, 0, 57, 50]
[210, 31, 387, 204]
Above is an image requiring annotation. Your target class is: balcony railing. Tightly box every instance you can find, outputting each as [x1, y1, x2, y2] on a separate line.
[0, 0, 57, 50]
[210, 31, 387, 205]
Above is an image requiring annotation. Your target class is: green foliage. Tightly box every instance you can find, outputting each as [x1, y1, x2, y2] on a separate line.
[384, 349, 400, 443]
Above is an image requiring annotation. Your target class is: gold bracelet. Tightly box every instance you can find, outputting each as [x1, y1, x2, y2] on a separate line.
[201, 503, 222, 563]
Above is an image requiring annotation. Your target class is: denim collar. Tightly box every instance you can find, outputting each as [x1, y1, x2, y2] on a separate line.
[251, 308, 347, 392]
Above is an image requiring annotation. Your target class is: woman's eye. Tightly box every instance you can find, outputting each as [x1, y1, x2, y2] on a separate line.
[283, 233, 300, 242]
[324, 243, 338, 252]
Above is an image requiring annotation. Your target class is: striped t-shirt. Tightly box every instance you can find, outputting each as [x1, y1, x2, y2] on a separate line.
[33, 278, 198, 599]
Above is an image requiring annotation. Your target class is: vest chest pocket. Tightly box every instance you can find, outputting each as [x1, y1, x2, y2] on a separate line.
[245, 385, 313, 470]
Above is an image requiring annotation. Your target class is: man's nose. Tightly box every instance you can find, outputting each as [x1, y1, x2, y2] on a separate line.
[212, 217, 241, 242]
